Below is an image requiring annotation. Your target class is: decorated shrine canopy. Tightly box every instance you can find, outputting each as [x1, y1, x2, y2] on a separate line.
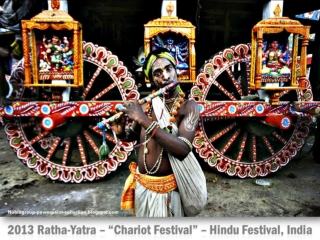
[21, 8, 83, 87]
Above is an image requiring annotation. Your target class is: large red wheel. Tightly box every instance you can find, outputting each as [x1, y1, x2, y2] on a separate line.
[190, 43, 313, 178]
[3, 42, 139, 183]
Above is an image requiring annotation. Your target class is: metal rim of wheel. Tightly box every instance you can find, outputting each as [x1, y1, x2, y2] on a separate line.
[4, 42, 139, 183]
[190, 43, 313, 178]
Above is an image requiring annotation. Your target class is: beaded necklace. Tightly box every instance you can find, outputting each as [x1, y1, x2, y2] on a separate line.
[142, 86, 185, 174]
[143, 147, 163, 174]
[144, 91, 185, 123]
[159, 97, 176, 104]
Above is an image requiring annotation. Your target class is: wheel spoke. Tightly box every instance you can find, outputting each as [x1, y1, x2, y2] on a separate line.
[91, 82, 117, 101]
[236, 133, 247, 161]
[209, 122, 237, 142]
[83, 130, 99, 157]
[77, 135, 88, 166]
[262, 136, 275, 155]
[220, 129, 241, 154]
[45, 137, 61, 160]
[82, 66, 103, 99]
[226, 67, 244, 97]
[61, 138, 71, 166]
[212, 79, 238, 100]
[30, 131, 50, 144]
[272, 131, 287, 144]
[250, 135, 257, 162]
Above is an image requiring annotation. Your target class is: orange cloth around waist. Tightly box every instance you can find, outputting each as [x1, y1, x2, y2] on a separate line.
[132, 163, 178, 193]
[120, 162, 177, 212]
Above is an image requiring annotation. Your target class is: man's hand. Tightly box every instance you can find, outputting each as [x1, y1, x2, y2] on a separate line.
[107, 115, 126, 136]
[121, 100, 146, 123]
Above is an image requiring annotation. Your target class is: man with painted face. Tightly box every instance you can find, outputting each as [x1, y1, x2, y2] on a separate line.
[110, 47, 205, 217]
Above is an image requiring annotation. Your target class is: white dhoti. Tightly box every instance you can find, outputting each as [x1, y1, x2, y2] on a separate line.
[135, 181, 184, 217]
[120, 162, 184, 217]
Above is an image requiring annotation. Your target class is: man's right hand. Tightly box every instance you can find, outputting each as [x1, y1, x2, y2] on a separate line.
[121, 100, 146, 124]
[107, 114, 126, 136]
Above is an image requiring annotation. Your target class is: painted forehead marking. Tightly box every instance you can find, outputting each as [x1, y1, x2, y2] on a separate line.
[152, 58, 172, 72]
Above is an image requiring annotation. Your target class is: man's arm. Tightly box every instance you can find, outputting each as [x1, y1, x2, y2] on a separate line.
[118, 99, 199, 160]
[152, 100, 199, 160]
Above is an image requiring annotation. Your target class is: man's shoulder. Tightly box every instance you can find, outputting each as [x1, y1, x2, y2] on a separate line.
[183, 98, 199, 112]
[184, 98, 197, 105]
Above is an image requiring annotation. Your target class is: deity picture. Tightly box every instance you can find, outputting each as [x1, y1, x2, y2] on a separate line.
[36, 29, 75, 81]
[151, 33, 190, 81]
[261, 36, 292, 86]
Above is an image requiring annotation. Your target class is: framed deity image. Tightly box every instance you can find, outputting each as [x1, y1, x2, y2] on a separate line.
[250, 15, 310, 91]
[36, 29, 75, 81]
[21, 9, 83, 87]
[144, 17, 196, 83]
[260, 32, 292, 88]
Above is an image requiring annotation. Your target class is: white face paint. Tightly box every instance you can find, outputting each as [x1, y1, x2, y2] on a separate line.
[151, 58, 177, 88]
[184, 105, 199, 132]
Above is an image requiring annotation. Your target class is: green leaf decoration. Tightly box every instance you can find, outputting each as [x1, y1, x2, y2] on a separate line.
[98, 165, 104, 173]
[107, 59, 115, 68]
[230, 164, 235, 173]
[13, 138, 23, 144]
[52, 168, 57, 176]
[122, 81, 131, 89]
[297, 71, 301, 77]
[76, 170, 80, 179]
[227, 53, 233, 61]
[302, 93, 311, 99]
[193, 89, 202, 96]
[211, 155, 218, 163]
[86, 47, 91, 56]
[251, 166, 255, 174]
[196, 138, 204, 144]
[30, 157, 37, 165]
[207, 67, 213, 74]
[115, 151, 124, 158]
[271, 161, 277, 169]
